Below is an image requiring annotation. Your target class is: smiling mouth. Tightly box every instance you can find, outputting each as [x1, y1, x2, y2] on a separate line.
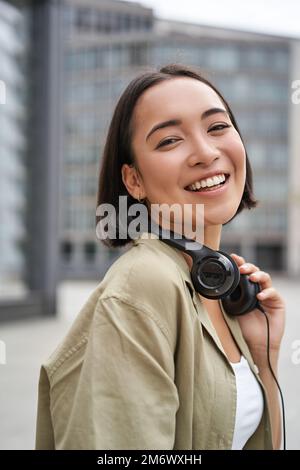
[184, 173, 230, 193]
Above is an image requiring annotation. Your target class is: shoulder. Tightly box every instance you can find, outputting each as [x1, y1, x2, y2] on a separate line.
[95, 239, 193, 342]
[101, 238, 189, 307]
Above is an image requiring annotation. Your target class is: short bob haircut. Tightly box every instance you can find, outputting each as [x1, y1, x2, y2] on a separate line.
[96, 64, 258, 248]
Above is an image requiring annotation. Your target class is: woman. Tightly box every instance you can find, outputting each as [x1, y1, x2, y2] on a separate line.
[35, 64, 285, 450]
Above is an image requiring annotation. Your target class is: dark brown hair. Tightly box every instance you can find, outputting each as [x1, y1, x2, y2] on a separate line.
[96, 64, 258, 247]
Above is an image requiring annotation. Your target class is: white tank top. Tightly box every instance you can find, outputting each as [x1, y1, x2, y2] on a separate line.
[230, 355, 264, 450]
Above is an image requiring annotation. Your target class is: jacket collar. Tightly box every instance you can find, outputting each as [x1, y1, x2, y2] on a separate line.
[132, 231, 193, 285]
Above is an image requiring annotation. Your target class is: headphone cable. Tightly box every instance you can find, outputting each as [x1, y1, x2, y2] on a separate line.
[257, 304, 286, 450]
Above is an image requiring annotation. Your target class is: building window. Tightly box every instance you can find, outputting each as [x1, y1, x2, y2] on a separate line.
[103, 11, 112, 33]
[63, 5, 75, 37]
[85, 176, 97, 196]
[84, 241, 96, 262]
[205, 46, 239, 70]
[95, 12, 104, 32]
[256, 244, 283, 271]
[246, 142, 267, 168]
[132, 15, 141, 30]
[272, 50, 289, 72]
[130, 43, 147, 66]
[266, 143, 288, 170]
[243, 49, 266, 68]
[144, 17, 153, 30]
[254, 174, 287, 202]
[61, 241, 73, 262]
[124, 14, 131, 31]
[76, 7, 91, 31]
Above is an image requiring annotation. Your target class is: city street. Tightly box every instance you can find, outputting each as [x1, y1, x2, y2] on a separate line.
[0, 278, 299, 450]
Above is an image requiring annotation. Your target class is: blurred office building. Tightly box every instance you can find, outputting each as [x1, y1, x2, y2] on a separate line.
[0, 2, 30, 301]
[1, 0, 299, 320]
[61, 0, 154, 279]
[0, 0, 65, 319]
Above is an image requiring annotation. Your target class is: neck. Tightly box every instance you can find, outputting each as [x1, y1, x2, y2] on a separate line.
[181, 224, 222, 271]
[203, 224, 222, 251]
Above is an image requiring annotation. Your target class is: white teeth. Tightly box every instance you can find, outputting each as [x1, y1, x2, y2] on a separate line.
[187, 173, 227, 191]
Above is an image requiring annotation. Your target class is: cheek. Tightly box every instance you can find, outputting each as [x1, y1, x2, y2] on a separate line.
[139, 154, 180, 191]
[227, 134, 246, 175]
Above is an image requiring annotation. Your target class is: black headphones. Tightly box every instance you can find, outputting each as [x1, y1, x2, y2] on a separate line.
[151, 223, 261, 316]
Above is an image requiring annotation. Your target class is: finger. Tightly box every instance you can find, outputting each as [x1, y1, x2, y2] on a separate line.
[230, 254, 259, 274]
[230, 253, 246, 266]
[239, 263, 260, 274]
[249, 270, 272, 289]
[257, 286, 277, 301]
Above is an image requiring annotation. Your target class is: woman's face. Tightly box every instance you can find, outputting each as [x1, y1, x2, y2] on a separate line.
[123, 77, 246, 228]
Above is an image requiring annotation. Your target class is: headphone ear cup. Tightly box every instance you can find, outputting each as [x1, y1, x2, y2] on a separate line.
[217, 250, 240, 293]
[221, 274, 261, 316]
[190, 251, 240, 299]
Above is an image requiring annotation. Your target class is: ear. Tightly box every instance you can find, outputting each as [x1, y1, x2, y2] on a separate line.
[121, 164, 145, 200]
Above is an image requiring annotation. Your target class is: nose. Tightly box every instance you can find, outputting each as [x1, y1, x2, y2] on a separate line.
[186, 133, 220, 167]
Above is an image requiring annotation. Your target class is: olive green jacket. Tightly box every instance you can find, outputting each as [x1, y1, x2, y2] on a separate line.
[35, 233, 273, 450]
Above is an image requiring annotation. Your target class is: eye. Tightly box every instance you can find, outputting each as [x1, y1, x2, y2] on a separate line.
[156, 137, 181, 149]
[208, 123, 231, 132]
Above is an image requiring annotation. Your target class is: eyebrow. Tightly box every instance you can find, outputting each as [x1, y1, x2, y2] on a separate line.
[146, 107, 229, 141]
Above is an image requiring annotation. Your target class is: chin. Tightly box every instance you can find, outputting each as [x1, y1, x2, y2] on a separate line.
[204, 208, 239, 226]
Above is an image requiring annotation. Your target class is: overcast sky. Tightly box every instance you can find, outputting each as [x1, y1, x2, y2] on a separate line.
[127, 0, 300, 38]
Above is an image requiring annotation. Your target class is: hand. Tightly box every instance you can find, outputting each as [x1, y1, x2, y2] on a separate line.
[230, 253, 286, 362]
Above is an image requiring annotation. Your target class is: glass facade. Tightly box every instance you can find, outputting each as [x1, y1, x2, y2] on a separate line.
[0, 1, 30, 298]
